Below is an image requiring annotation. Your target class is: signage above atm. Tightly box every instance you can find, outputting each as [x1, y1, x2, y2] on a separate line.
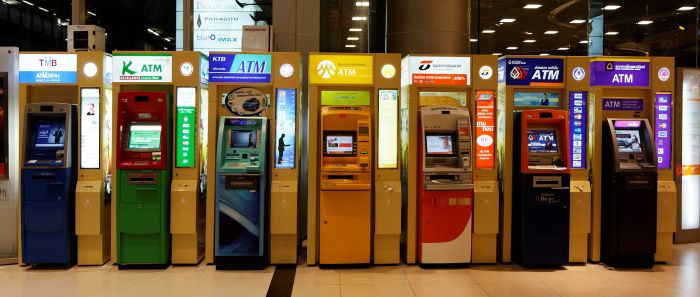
[19, 53, 77, 84]
[309, 54, 373, 85]
[590, 58, 650, 87]
[498, 57, 564, 87]
[209, 53, 271, 83]
[112, 53, 173, 83]
[406, 56, 470, 86]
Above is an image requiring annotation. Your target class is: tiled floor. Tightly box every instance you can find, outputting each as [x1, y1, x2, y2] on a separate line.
[0, 242, 698, 297]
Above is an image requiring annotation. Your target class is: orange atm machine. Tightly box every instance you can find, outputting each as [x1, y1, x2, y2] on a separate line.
[320, 106, 372, 264]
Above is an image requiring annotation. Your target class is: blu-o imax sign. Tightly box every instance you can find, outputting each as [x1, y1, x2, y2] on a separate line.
[209, 53, 272, 83]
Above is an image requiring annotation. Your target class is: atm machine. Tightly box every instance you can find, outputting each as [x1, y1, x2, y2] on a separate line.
[115, 91, 171, 266]
[214, 117, 268, 269]
[319, 106, 372, 265]
[417, 106, 473, 265]
[512, 109, 570, 266]
[602, 119, 657, 268]
[21, 103, 78, 265]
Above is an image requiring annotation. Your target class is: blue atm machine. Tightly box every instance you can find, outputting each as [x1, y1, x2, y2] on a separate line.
[215, 117, 268, 269]
[21, 103, 77, 265]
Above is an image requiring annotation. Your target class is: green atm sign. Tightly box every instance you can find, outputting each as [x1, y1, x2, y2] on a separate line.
[176, 87, 197, 168]
[113, 53, 173, 83]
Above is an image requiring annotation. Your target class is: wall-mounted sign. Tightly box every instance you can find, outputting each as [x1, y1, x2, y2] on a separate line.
[180, 62, 194, 77]
[112, 53, 173, 83]
[275, 88, 296, 169]
[192, 0, 259, 53]
[19, 53, 78, 84]
[514, 92, 560, 107]
[569, 91, 587, 169]
[602, 98, 644, 111]
[176, 87, 197, 168]
[381, 64, 396, 79]
[321, 90, 371, 106]
[590, 58, 650, 87]
[658, 67, 671, 82]
[209, 53, 271, 83]
[279, 63, 294, 78]
[500, 57, 564, 86]
[479, 65, 493, 80]
[655, 92, 672, 169]
[80, 88, 100, 169]
[378, 89, 398, 169]
[406, 56, 470, 86]
[475, 90, 495, 169]
[572, 67, 586, 81]
[309, 55, 373, 85]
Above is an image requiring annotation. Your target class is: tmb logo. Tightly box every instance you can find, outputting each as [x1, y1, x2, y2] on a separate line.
[418, 60, 432, 71]
[510, 67, 528, 80]
[317, 60, 337, 79]
[39, 57, 57, 67]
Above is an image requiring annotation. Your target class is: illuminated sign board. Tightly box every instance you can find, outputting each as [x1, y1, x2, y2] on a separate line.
[499, 57, 564, 86]
[654, 92, 672, 169]
[378, 89, 398, 169]
[309, 55, 373, 85]
[80, 88, 100, 169]
[209, 53, 271, 83]
[475, 90, 495, 169]
[112, 53, 173, 83]
[19, 53, 78, 84]
[321, 90, 371, 106]
[176, 87, 197, 168]
[569, 91, 587, 169]
[192, 0, 259, 53]
[407, 56, 470, 86]
[275, 88, 296, 169]
[590, 58, 650, 87]
[514, 92, 560, 107]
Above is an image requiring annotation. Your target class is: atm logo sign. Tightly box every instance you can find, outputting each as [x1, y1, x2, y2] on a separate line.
[503, 58, 564, 86]
[19, 53, 78, 84]
[310, 55, 373, 85]
[317, 60, 337, 78]
[208, 53, 272, 83]
[113, 54, 173, 83]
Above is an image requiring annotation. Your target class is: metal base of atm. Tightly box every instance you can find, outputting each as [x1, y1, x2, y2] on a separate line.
[215, 256, 265, 270]
[418, 190, 473, 265]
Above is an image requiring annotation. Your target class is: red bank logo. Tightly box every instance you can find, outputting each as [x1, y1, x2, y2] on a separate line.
[418, 60, 432, 71]
[510, 67, 528, 80]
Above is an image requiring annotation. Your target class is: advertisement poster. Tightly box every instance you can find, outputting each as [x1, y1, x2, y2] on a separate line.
[514, 92, 560, 107]
[223, 87, 269, 116]
[112, 53, 173, 83]
[501, 57, 564, 86]
[569, 92, 587, 169]
[475, 90, 495, 169]
[590, 58, 650, 87]
[654, 92, 672, 169]
[681, 69, 700, 230]
[602, 98, 644, 111]
[80, 88, 100, 169]
[309, 55, 373, 85]
[418, 91, 467, 107]
[407, 56, 470, 86]
[176, 87, 197, 168]
[378, 89, 398, 169]
[19, 54, 78, 84]
[275, 88, 296, 169]
[209, 53, 271, 83]
[321, 90, 370, 106]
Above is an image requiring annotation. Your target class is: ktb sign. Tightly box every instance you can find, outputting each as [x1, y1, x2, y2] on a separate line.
[209, 53, 272, 83]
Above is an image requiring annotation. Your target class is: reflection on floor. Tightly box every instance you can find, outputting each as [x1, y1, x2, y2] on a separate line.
[0, 242, 698, 297]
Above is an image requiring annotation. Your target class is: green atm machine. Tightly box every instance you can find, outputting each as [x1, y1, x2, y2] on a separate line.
[115, 91, 171, 267]
[215, 117, 268, 269]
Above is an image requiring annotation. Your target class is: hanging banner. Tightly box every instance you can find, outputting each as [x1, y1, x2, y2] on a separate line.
[569, 91, 587, 169]
[209, 53, 271, 83]
[590, 58, 650, 87]
[112, 53, 173, 83]
[475, 90, 495, 169]
[309, 55, 373, 85]
[500, 57, 564, 87]
[655, 92, 672, 169]
[407, 56, 470, 86]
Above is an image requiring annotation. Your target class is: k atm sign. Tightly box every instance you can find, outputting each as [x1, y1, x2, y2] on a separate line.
[499, 57, 564, 87]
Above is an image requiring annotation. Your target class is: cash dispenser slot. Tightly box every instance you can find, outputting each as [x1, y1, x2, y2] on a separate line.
[225, 175, 259, 190]
[328, 175, 355, 180]
[33, 173, 56, 180]
[127, 173, 156, 184]
[532, 176, 564, 188]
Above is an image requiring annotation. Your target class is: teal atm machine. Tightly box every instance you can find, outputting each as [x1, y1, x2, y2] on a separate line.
[21, 103, 77, 265]
[215, 117, 268, 269]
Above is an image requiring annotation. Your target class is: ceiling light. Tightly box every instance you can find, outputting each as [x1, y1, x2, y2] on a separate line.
[678, 6, 695, 11]
[345, 44, 357, 48]
[163, 37, 171, 42]
[87, 11, 96, 16]
[356, 1, 370, 7]
[470, 38, 478, 42]
[523, 4, 542, 9]
[637, 20, 653, 25]
[540, 53, 550, 56]
[20, 0, 33, 6]
[679, 25, 686, 31]
[349, 28, 362, 32]
[1, 0, 21, 4]
[492, 53, 502, 56]
[523, 39, 536, 43]
[482, 29, 496, 33]
[579, 40, 589, 44]
[37, 6, 48, 12]
[352, 16, 367, 21]
[507, 46, 519, 50]
[347, 37, 360, 41]
[605, 31, 619, 35]
[500, 18, 516, 23]
[544, 30, 559, 34]
[569, 19, 586, 24]
[147, 28, 160, 36]
[557, 47, 570, 51]
[603, 5, 621, 10]
[524, 31, 534, 35]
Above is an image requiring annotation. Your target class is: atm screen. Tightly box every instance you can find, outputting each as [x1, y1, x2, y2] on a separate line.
[616, 130, 643, 153]
[527, 130, 558, 153]
[231, 130, 257, 148]
[128, 124, 161, 150]
[325, 135, 354, 155]
[425, 134, 454, 155]
[34, 123, 66, 148]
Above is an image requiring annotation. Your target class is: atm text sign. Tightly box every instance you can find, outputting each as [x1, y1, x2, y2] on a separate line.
[309, 55, 373, 85]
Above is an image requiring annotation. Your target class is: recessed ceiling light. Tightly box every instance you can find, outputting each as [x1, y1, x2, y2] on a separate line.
[163, 37, 171, 42]
[579, 40, 589, 44]
[540, 53, 550, 56]
[679, 25, 686, 31]
[507, 46, 519, 50]
[87, 11, 96, 16]
[352, 16, 367, 21]
[20, 0, 34, 6]
[603, 5, 621, 10]
[544, 30, 559, 34]
[356, 1, 370, 7]
[345, 44, 357, 48]
[469, 38, 478, 42]
[492, 53, 502, 56]
[569, 19, 586, 24]
[637, 20, 653, 25]
[347, 37, 360, 41]
[523, 4, 542, 9]
[557, 47, 570, 51]
[482, 29, 496, 33]
[524, 31, 534, 35]
[500, 18, 516, 23]
[523, 39, 536, 43]
[678, 6, 695, 11]
[37, 6, 48, 12]
[147, 28, 160, 36]
[349, 28, 362, 32]
[605, 31, 619, 35]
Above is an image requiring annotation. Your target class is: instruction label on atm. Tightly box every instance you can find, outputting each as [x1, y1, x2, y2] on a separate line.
[475, 90, 495, 169]
[655, 92, 672, 169]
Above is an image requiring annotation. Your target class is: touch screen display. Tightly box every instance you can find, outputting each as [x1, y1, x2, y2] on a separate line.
[35, 123, 66, 148]
[325, 135, 354, 154]
[616, 130, 643, 153]
[128, 125, 161, 150]
[425, 135, 454, 155]
[231, 130, 257, 148]
[527, 130, 558, 153]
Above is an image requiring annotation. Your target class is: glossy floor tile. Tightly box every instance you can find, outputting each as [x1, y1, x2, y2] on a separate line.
[0, 242, 698, 296]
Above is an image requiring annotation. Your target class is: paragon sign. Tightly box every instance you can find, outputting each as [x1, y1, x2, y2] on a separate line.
[406, 56, 471, 86]
[112, 53, 173, 83]
[209, 53, 271, 83]
[309, 55, 373, 85]
[19, 54, 78, 84]
[192, 0, 258, 53]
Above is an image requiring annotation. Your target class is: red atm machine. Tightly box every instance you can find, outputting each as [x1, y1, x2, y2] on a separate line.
[417, 106, 473, 265]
